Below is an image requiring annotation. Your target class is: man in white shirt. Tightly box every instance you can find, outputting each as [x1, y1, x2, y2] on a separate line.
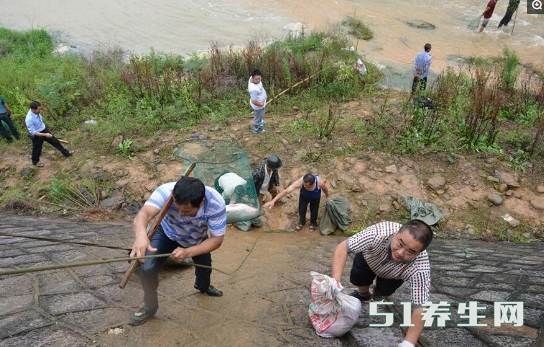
[248, 69, 267, 134]
[24, 100, 73, 167]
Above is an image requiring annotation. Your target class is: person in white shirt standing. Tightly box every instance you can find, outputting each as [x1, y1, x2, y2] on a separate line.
[411, 43, 432, 94]
[24, 100, 73, 167]
[247, 69, 267, 134]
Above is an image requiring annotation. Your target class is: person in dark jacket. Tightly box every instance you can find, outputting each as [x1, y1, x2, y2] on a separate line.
[0, 97, 20, 142]
[252, 155, 282, 202]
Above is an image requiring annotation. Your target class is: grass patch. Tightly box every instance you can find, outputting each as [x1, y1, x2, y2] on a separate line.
[342, 17, 374, 41]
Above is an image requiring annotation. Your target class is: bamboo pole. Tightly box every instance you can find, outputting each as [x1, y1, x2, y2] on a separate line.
[0, 253, 229, 276]
[511, 8, 519, 35]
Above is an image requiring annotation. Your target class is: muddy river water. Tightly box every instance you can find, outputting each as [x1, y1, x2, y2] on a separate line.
[1, 0, 542, 89]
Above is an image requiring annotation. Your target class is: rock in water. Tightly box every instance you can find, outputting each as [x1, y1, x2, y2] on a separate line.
[405, 20, 436, 30]
[226, 203, 261, 224]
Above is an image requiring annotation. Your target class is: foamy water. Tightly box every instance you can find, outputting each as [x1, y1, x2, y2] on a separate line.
[0, 0, 542, 90]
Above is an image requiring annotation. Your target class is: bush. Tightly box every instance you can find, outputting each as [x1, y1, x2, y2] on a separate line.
[342, 17, 373, 41]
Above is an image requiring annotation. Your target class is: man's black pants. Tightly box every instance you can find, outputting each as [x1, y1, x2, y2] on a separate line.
[0, 113, 20, 142]
[31, 128, 69, 165]
[411, 76, 427, 94]
[350, 253, 404, 296]
[298, 192, 320, 226]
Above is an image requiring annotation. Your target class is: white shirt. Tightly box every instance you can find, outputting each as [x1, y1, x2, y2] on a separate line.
[25, 110, 46, 135]
[347, 221, 431, 305]
[248, 77, 267, 110]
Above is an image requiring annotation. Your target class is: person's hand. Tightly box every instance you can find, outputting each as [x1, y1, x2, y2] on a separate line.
[45, 133, 53, 138]
[333, 278, 343, 290]
[171, 247, 188, 261]
[263, 201, 275, 209]
[130, 236, 157, 262]
[398, 340, 415, 347]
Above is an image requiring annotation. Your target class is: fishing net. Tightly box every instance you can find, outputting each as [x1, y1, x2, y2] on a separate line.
[173, 139, 260, 230]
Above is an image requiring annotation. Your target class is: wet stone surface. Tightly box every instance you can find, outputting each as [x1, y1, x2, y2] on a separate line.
[0, 213, 543, 346]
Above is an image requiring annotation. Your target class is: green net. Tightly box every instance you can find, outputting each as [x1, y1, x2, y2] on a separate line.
[173, 139, 261, 230]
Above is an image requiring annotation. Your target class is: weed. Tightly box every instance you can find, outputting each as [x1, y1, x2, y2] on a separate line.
[342, 17, 374, 41]
[117, 138, 134, 159]
[500, 49, 520, 92]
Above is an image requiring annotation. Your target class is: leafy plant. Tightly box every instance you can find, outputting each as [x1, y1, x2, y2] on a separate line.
[48, 177, 100, 210]
[500, 49, 520, 92]
[342, 17, 374, 40]
[117, 138, 135, 159]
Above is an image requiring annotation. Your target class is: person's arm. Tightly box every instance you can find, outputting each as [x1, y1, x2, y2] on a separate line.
[331, 240, 349, 282]
[172, 197, 227, 260]
[172, 235, 224, 260]
[25, 114, 52, 138]
[251, 99, 265, 107]
[130, 204, 161, 258]
[263, 177, 303, 208]
[401, 270, 430, 345]
[401, 308, 424, 346]
[320, 178, 331, 198]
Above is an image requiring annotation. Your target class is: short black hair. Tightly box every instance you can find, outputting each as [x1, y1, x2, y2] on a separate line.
[399, 219, 433, 250]
[30, 100, 41, 110]
[251, 69, 262, 77]
[173, 176, 205, 207]
[424, 43, 432, 52]
[302, 173, 316, 184]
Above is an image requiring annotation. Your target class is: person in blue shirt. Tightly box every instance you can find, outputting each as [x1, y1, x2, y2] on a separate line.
[411, 43, 432, 94]
[0, 97, 20, 143]
[129, 177, 227, 325]
[24, 100, 72, 167]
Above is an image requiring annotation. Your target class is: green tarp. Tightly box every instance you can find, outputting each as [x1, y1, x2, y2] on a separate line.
[320, 196, 352, 235]
[402, 196, 443, 226]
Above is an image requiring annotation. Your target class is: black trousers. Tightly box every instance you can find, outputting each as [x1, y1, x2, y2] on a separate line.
[298, 191, 320, 226]
[31, 128, 69, 165]
[350, 253, 404, 296]
[139, 227, 212, 313]
[0, 113, 20, 142]
[411, 76, 427, 94]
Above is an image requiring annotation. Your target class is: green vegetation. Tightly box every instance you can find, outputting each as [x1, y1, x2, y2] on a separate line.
[48, 175, 102, 210]
[342, 16, 374, 41]
[117, 138, 135, 159]
[0, 28, 381, 151]
[349, 50, 544, 172]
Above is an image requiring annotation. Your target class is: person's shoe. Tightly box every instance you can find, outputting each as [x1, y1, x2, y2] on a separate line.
[195, 285, 223, 297]
[251, 128, 260, 134]
[64, 150, 74, 157]
[294, 224, 303, 231]
[34, 162, 44, 167]
[309, 224, 318, 231]
[349, 290, 371, 302]
[128, 306, 156, 326]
